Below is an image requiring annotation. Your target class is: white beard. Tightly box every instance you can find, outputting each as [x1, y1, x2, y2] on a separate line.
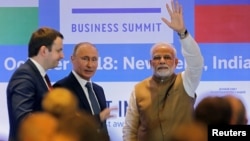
[154, 66, 175, 78]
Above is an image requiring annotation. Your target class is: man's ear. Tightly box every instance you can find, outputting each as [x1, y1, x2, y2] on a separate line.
[39, 46, 46, 55]
[39, 45, 48, 56]
[175, 58, 178, 66]
[71, 55, 75, 62]
[149, 59, 153, 68]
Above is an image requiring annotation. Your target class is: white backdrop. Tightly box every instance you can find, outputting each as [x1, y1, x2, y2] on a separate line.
[1, 0, 250, 141]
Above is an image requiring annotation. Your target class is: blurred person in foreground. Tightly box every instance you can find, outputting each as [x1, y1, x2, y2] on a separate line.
[122, 0, 204, 141]
[53, 42, 117, 140]
[52, 111, 105, 141]
[6, 27, 64, 141]
[194, 96, 232, 125]
[223, 94, 248, 125]
[168, 121, 207, 141]
[42, 87, 79, 119]
[18, 112, 58, 141]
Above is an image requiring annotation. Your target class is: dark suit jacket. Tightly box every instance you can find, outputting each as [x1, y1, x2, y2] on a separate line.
[6, 59, 49, 141]
[53, 72, 108, 134]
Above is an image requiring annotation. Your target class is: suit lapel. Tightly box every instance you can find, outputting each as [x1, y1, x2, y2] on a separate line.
[69, 72, 92, 111]
[27, 59, 49, 91]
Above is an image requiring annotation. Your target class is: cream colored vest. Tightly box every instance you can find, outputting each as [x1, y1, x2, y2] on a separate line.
[135, 74, 195, 141]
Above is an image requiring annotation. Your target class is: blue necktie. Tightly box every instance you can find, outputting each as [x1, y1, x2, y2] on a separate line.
[85, 82, 101, 115]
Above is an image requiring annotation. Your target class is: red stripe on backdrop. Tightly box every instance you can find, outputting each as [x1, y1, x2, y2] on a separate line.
[195, 5, 250, 43]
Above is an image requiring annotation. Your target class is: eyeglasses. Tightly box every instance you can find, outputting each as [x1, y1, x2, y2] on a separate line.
[153, 55, 174, 61]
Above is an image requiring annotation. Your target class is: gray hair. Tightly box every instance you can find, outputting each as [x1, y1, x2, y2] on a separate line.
[150, 42, 177, 58]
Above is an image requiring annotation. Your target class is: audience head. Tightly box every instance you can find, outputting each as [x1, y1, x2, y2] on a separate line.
[169, 121, 207, 141]
[42, 87, 79, 118]
[150, 42, 178, 79]
[28, 27, 64, 70]
[71, 42, 98, 81]
[223, 94, 248, 125]
[194, 96, 232, 125]
[52, 111, 107, 141]
[18, 112, 58, 141]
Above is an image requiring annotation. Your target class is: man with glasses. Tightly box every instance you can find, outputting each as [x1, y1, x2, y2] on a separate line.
[123, 0, 204, 141]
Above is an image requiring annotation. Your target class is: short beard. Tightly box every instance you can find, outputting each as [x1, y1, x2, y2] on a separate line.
[154, 67, 174, 78]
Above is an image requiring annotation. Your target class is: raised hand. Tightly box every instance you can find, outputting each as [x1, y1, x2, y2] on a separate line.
[161, 0, 186, 33]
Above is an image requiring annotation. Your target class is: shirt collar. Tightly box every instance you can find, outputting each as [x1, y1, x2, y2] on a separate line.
[29, 58, 46, 77]
[72, 70, 92, 86]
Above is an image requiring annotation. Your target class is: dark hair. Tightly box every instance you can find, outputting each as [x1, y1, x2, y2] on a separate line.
[28, 27, 64, 57]
[194, 96, 232, 125]
[235, 99, 247, 124]
[223, 95, 247, 124]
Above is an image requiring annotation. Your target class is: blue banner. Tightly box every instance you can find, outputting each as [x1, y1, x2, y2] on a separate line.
[1, 43, 250, 82]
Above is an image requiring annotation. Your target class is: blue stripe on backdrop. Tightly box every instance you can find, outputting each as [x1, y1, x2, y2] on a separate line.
[1, 43, 250, 82]
[199, 43, 250, 81]
[39, 0, 59, 30]
[72, 8, 161, 14]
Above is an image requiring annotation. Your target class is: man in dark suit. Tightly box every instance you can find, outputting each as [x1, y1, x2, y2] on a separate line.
[53, 42, 116, 141]
[6, 27, 64, 141]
